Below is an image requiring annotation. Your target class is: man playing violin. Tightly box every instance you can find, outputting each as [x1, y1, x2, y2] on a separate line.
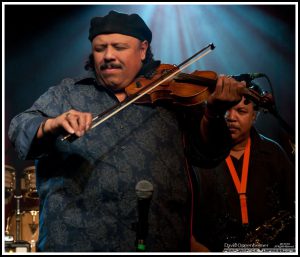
[9, 10, 246, 252]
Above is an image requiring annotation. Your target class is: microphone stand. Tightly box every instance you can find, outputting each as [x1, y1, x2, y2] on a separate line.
[269, 108, 295, 156]
[271, 109, 295, 142]
[254, 74, 295, 157]
[13, 172, 31, 252]
[14, 194, 23, 242]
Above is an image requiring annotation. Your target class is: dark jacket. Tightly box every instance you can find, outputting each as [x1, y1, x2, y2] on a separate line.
[192, 128, 295, 252]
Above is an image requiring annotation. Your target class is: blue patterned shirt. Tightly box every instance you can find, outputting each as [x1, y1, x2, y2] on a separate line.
[9, 72, 197, 252]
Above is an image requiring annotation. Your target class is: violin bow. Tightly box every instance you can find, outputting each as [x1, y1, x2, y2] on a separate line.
[61, 43, 215, 142]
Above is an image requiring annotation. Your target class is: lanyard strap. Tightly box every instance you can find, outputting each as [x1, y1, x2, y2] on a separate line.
[225, 137, 251, 224]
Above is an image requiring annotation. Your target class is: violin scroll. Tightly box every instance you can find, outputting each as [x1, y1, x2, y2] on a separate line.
[243, 85, 275, 112]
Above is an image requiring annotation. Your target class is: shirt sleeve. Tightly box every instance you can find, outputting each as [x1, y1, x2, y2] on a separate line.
[8, 84, 71, 160]
[182, 107, 232, 168]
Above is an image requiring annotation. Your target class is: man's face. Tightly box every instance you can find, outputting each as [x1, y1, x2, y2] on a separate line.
[92, 33, 148, 91]
[224, 97, 257, 144]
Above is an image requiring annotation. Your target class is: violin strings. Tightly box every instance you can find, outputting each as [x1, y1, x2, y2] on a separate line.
[61, 44, 215, 141]
[90, 45, 215, 130]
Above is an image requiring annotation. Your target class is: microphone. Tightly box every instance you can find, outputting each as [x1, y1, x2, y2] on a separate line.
[135, 180, 154, 251]
[230, 73, 265, 83]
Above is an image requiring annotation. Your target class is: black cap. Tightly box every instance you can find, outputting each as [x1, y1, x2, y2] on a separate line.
[89, 11, 152, 43]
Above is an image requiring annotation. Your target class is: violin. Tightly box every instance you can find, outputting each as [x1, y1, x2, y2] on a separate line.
[125, 63, 272, 109]
[125, 63, 217, 107]
[61, 43, 273, 142]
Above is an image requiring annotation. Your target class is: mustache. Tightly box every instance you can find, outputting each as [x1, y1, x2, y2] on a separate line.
[226, 122, 239, 129]
[227, 124, 239, 130]
[100, 63, 122, 70]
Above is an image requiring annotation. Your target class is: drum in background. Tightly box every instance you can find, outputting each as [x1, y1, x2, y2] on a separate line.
[5, 165, 16, 201]
[23, 166, 39, 199]
[20, 197, 40, 212]
[5, 203, 15, 239]
[10, 211, 39, 252]
[5, 165, 16, 241]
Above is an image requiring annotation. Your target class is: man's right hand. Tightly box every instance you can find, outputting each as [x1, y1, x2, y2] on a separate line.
[37, 109, 93, 139]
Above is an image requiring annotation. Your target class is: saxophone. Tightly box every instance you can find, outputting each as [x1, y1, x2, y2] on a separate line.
[243, 210, 295, 248]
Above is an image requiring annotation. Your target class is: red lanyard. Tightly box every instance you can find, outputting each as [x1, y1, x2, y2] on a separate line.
[225, 138, 251, 225]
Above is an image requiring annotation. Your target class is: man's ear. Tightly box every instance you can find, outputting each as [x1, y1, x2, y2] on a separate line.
[253, 110, 260, 123]
[140, 40, 149, 61]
